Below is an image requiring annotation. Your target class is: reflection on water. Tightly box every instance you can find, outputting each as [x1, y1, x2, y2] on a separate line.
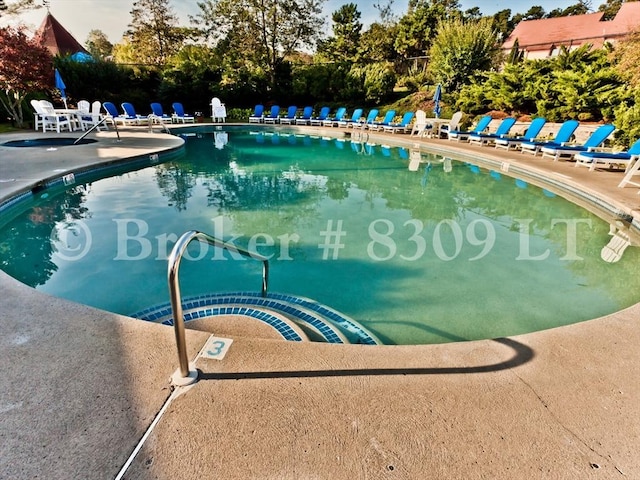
[0, 127, 638, 344]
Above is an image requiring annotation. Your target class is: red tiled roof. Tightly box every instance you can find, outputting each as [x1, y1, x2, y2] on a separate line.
[34, 12, 88, 56]
[609, 2, 640, 34]
[503, 2, 640, 52]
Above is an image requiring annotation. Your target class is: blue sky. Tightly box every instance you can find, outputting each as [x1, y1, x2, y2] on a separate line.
[6, 0, 579, 44]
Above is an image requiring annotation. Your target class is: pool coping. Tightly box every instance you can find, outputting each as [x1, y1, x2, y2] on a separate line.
[1, 125, 639, 478]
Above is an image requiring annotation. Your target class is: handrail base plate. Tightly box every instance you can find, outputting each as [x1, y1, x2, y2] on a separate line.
[171, 367, 199, 386]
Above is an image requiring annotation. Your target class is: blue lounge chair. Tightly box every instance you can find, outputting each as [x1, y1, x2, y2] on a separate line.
[279, 106, 298, 125]
[574, 138, 640, 171]
[468, 117, 517, 146]
[367, 110, 396, 131]
[540, 124, 615, 161]
[322, 107, 347, 127]
[102, 101, 127, 126]
[171, 102, 195, 123]
[248, 104, 264, 123]
[309, 106, 331, 126]
[337, 108, 364, 128]
[150, 102, 172, 123]
[351, 109, 378, 129]
[494, 117, 547, 150]
[520, 120, 580, 156]
[294, 106, 314, 125]
[447, 115, 492, 142]
[383, 112, 415, 134]
[120, 102, 148, 125]
[263, 105, 281, 124]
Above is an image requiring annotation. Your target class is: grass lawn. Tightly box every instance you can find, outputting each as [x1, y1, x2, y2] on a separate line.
[0, 122, 29, 134]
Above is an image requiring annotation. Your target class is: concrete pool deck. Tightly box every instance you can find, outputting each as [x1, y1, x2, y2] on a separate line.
[0, 125, 639, 479]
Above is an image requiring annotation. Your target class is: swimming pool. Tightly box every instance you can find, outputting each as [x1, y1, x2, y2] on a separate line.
[0, 126, 638, 344]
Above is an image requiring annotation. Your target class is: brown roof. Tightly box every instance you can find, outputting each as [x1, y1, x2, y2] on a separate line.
[34, 12, 88, 56]
[609, 2, 640, 34]
[503, 2, 640, 53]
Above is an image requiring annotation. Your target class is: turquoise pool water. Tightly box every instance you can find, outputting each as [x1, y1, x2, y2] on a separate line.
[0, 126, 638, 344]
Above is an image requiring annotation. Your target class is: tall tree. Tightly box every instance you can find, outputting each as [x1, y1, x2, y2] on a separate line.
[548, 1, 592, 17]
[85, 29, 113, 60]
[512, 6, 546, 25]
[317, 3, 362, 62]
[194, 0, 326, 93]
[124, 0, 186, 66]
[428, 17, 501, 91]
[0, 26, 53, 127]
[357, 22, 398, 63]
[394, 0, 461, 59]
[598, 0, 623, 20]
[373, 0, 397, 25]
[491, 9, 513, 40]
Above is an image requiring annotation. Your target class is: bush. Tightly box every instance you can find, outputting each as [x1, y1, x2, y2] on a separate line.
[612, 87, 640, 146]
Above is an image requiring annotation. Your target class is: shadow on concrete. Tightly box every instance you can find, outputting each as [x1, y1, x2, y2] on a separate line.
[199, 337, 533, 381]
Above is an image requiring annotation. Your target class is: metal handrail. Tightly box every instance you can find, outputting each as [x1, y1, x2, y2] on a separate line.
[148, 114, 172, 134]
[168, 230, 270, 381]
[73, 116, 119, 145]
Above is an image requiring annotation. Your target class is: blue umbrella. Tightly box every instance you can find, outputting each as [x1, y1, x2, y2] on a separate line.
[70, 52, 93, 63]
[54, 69, 67, 108]
[433, 84, 442, 118]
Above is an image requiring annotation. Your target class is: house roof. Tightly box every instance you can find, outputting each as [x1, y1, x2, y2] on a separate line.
[34, 12, 88, 56]
[503, 2, 640, 52]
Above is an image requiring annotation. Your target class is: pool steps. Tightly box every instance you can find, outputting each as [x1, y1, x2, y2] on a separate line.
[131, 292, 380, 345]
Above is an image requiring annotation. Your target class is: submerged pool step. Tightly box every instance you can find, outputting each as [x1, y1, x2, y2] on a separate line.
[131, 292, 380, 345]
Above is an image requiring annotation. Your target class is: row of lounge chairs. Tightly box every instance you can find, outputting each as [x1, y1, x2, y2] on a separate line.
[30, 100, 196, 132]
[248, 105, 416, 133]
[247, 104, 639, 188]
[446, 115, 640, 184]
[251, 105, 466, 138]
[102, 102, 195, 126]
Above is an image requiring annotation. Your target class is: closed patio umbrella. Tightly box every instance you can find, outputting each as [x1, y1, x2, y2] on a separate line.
[433, 84, 442, 118]
[54, 68, 67, 108]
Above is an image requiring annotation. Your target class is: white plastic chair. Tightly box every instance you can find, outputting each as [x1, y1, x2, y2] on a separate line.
[210, 97, 227, 122]
[30, 99, 72, 133]
[439, 111, 463, 138]
[79, 100, 106, 130]
[618, 155, 640, 193]
[410, 110, 429, 136]
[77, 100, 91, 113]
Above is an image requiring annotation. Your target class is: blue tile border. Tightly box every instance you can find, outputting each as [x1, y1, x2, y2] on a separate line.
[130, 291, 380, 345]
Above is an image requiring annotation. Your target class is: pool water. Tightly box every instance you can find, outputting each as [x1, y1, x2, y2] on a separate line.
[0, 127, 638, 344]
[2, 138, 98, 147]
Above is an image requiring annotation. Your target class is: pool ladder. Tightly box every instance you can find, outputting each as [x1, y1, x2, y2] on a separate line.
[168, 230, 269, 385]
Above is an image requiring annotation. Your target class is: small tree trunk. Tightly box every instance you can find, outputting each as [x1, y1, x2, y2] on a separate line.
[0, 95, 24, 128]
